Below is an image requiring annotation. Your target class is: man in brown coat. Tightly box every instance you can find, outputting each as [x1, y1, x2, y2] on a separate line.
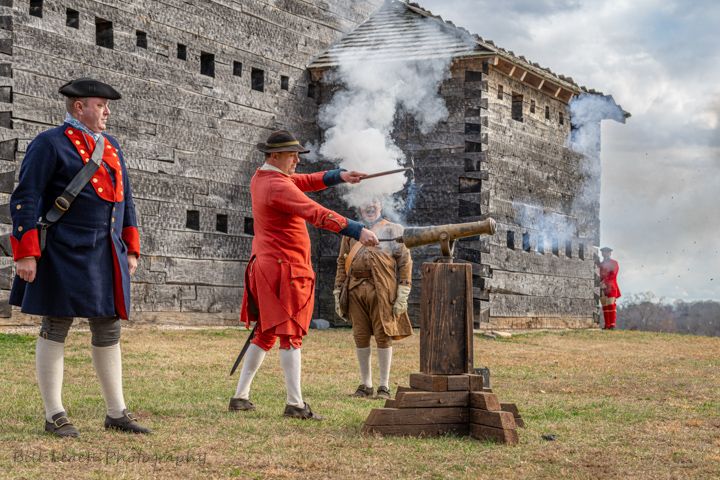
[333, 199, 413, 399]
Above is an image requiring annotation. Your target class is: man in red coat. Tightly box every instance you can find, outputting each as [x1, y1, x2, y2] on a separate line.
[596, 247, 621, 329]
[228, 130, 379, 420]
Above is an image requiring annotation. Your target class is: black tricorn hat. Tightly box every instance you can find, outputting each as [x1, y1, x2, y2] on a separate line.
[58, 78, 122, 100]
[256, 130, 310, 154]
[600, 246, 613, 253]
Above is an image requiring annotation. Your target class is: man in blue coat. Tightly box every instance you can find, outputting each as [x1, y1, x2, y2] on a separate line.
[9, 78, 150, 437]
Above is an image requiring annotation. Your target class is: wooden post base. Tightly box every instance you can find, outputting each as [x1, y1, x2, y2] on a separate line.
[363, 373, 524, 444]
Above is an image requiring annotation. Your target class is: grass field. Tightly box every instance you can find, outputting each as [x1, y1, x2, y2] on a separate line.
[0, 327, 719, 479]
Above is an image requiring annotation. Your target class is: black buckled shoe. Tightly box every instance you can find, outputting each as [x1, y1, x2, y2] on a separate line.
[44, 412, 79, 438]
[376, 386, 391, 400]
[228, 397, 256, 411]
[283, 402, 323, 421]
[350, 384, 374, 398]
[104, 409, 151, 434]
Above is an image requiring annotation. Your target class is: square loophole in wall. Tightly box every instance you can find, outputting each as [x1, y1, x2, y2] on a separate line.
[244, 217, 254, 235]
[216, 214, 228, 233]
[512, 93, 523, 122]
[95, 18, 113, 49]
[136, 30, 147, 49]
[177, 43, 187, 60]
[186, 210, 200, 230]
[522, 232, 531, 252]
[66, 8, 79, 28]
[251, 68, 264, 92]
[200, 52, 215, 77]
[30, 0, 43, 18]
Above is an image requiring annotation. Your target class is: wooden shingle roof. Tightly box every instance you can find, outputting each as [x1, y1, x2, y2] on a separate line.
[308, 1, 614, 105]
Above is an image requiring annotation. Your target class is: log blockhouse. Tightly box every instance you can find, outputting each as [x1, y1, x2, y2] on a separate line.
[0, 0, 626, 329]
[307, 1, 628, 330]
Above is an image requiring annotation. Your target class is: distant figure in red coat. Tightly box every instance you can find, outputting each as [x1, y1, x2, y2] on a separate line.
[227, 130, 379, 420]
[596, 247, 621, 329]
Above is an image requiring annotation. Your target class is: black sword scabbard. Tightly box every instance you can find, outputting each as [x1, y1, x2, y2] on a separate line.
[229, 324, 257, 376]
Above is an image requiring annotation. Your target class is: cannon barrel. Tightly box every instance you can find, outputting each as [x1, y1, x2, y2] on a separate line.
[399, 218, 496, 249]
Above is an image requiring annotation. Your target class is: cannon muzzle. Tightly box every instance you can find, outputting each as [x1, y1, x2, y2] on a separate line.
[392, 218, 496, 259]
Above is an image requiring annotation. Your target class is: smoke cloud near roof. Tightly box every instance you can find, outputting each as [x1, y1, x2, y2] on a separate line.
[317, 17, 471, 217]
[512, 94, 626, 251]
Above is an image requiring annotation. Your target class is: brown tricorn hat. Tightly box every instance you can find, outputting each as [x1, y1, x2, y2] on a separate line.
[256, 130, 310, 154]
[59, 77, 121, 100]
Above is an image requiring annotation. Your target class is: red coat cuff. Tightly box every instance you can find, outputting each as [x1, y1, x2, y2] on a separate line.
[122, 226, 140, 256]
[10, 228, 41, 261]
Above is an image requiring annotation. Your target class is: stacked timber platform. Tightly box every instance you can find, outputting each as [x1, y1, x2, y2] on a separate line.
[362, 260, 524, 444]
[363, 373, 523, 444]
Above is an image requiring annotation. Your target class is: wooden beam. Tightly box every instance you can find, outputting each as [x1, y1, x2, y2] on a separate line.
[470, 409, 517, 429]
[363, 423, 470, 437]
[537, 79, 545, 90]
[470, 391, 501, 411]
[365, 407, 469, 426]
[508, 65, 516, 77]
[520, 70, 527, 81]
[409, 373, 448, 392]
[394, 391, 470, 408]
[555, 86, 562, 97]
[470, 424, 519, 445]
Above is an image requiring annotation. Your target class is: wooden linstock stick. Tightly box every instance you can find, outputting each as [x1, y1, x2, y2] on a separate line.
[361, 167, 412, 180]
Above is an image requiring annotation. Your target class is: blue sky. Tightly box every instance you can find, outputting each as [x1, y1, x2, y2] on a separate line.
[418, 0, 720, 302]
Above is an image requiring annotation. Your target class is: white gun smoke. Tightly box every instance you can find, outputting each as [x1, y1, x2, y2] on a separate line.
[317, 17, 472, 218]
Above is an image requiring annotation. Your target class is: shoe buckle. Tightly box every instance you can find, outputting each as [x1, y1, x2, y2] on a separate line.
[125, 412, 137, 422]
[53, 416, 71, 428]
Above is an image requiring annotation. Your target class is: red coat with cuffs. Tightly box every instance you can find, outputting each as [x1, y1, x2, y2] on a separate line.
[241, 168, 362, 336]
[598, 259, 621, 298]
[9, 124, 139, 319]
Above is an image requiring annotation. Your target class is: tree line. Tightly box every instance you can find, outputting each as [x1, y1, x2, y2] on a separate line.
[617, 292, 720, 337]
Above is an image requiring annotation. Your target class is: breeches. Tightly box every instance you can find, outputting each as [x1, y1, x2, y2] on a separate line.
[348, 282, 392, 349]
[39, 316, 121, 347]
[600, 296, 617, 306]
[251, 323, 303, 351]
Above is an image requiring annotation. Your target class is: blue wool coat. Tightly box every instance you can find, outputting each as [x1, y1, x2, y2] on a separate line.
[9, 123, 139, 319]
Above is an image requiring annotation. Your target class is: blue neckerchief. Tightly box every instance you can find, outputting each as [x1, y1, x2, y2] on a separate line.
[64, 113, 102, 142]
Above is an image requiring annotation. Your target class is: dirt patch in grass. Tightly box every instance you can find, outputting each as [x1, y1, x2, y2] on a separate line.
[1, 328, 718, 479]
